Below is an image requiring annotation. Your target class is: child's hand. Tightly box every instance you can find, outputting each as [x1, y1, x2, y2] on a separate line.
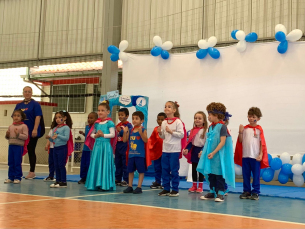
[5, 131, 10, 138]
[157, 126, 161, 134]
[79, 130, 84, 135]
[14, 128, 18, 135]
[52, 135, 57, 140]
[116, 126, 122, 132]
[239, 125, 244, 133]
[45, 145, 49, 151]
[165, 126, 173, 134]
[45, 135, 50, 139]
[208, 152, 214, 160]
[198, 151, 202, 158]
[182, 149, 188, 155]
[123, 126, 129, 133]
[256, 154, 262, 162]
[138, 126, 143, 134]
[97, 130, 104, 137]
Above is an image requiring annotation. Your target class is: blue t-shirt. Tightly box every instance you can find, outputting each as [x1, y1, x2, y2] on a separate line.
[128, 128, 146, 158]
[83, 125, 91, 151]
[14, 100, 43, 137]
[49, 125, 70, 147]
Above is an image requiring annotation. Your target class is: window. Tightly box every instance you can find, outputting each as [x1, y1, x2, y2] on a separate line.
[52, 84, 86, 113]
[93, 84, 100, 112]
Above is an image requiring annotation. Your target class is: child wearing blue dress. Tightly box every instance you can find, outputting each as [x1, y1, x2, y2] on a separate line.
[85, 101, 116, 191]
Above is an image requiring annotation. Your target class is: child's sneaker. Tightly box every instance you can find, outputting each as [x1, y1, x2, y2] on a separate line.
[115, 180, 121, 186]
[150, 182, 162, 189]
[120, 181, 128, 187]
[25, 172, 36, 179]
[78, 178, 86, 184]
[169, 190, 179, 197]
[133, 187, 142, 194]
[59, 182, 67, 188]
[4, 179, 13, 184]
[158, 189, 170, 196]
[215, 194, 224, 202]
[50, 182, 60, 188]
[239, 191, 251, 199]
[250, 193, 259, 200]
[200, 192, 215, 200]
[13, 179, 21, 184]
[123, 186, 133, 193]
[44, 177, 56, 182]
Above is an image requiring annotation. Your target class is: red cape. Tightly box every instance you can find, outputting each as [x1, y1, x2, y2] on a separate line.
[234, 125, 269, 169]
[183, 127, 203, 164]
[13, 122, 30, 156]
[147, 126, 163, 161]
[126, 126, 152, 168]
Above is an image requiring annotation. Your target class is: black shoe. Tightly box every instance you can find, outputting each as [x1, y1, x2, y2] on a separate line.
[133, 187, 142, 194]
[215, 194, 224, 202]
[150, 182, 162, 189]
[250, 193, 259, 200]
[120, 181, 128, 187]
[158, 189, 170, 196]
[43, 176, 55, 182]
[239, 192, 251, 199]
[59, 182, 67, 188]
[123, 186, 133, 193]
[169, 190, 179, 197]
[200, 192, 215, 200]
[78, 178, 86, 184]
[115, 180, 121, 186]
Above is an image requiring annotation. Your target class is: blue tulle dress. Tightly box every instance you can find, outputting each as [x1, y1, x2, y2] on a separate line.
[85, 121, 116, 191]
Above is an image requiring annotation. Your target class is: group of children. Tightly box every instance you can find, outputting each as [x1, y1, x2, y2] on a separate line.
[5, 100, 268, 202]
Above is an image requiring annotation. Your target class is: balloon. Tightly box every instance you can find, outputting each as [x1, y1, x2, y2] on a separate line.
[107, 45, 120, 54]
[196, 49, 208, 59]
[161, 41, 173, 51]
[207, 36, 217, 47]
[292, 164, 304, 175]
[245, 32, 258, 42]
[119, 52, 128, 62]
[119, 40, 128, 51]
[236, 30, 246, 40]
[286, 29, 303, 42]
[277, 41, 288, 54]
[278, 172, 289, 184]
[271, 158, 282, 170]
[110, 54, 119, 61]
[198, 40, 209, 49]
[268, 154, 272, 165]
[262, 168, 274, 182]
[281, 163, 292, 175]
[150, 46, 162, 56]
[275, 31, 286, 42]
[161, 50, 169, 60]
[292, 153, 303, 165]
[260, 168, 265, 177]
[302, 154, 305, 164]
[235, 164, 242, 176]
[293, 175, 304, 187]
[236, 40, 247, 52]
[231, 30, 238, 40]
[289, 173, 293, 181]
[153, 36, 162, 47]
[208, 47, 220, 59]
[303, 172, 305, 181]
[303, 162, 305, 172]
[280, 152, 291, 164]
[275, 24, 287, 35]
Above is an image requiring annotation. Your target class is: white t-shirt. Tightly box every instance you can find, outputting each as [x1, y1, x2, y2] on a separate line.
[159, 119, 184, 153]
[242, 128, 261, 159]
[192, 129, 206, 147]
[48, 129, 54, 148]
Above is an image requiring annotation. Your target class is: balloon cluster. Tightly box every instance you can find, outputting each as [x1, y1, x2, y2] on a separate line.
[231, 30, 258, 52]
[196, 36, 220, 59]
[275, 24, 303, 54]
[235, 152, 305, 187]
[107, 40, 129, 62]
[150, 36, 173, 60]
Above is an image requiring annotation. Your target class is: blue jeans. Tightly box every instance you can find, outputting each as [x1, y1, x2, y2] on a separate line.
[242, 158, 261, 194]
[8, 145, 23, 181]
[161, 152, 180, 192]
[80, 150, 91, 179]
[53, 145, 68, 183]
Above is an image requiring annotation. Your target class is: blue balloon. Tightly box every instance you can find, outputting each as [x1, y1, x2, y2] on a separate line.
[196, 49, 208, 59]
[245, 32, 258, 42]
[260, 168, 265, 177]
[107, 45, 120, 54]
[150, 46, 162, 56]
[110, 54, 119, 62]
[303, 172, 305, 181]
[268, 154, 272, 165]
[289, 173, 293, 181]
[278, 172, 289, 184]
[281, 163, 292, 175]
[270, 158, 282, 170]
[275, 31, 286, 42]
[208, 47, 220, 59]
[262, 168, 274, 182]
[302, 154, 305, 164]
[231, 30, 238, 40]
[161, 50, 169, 60]
[277, 40, 288, 54]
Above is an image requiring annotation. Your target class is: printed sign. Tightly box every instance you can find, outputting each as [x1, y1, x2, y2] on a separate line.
[107, 90, 119, 100]
[136, 97, 146, 107]
[119, 95, 131, 105]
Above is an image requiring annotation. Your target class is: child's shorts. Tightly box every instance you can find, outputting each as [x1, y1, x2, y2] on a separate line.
[127, 157, 146, 173]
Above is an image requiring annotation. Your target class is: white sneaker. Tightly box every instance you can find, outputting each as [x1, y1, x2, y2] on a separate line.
[4, 179, 13, 183]
[13, 179, 21, 184]
[50, 182, 60, 188]
[25, 172, 36, 179]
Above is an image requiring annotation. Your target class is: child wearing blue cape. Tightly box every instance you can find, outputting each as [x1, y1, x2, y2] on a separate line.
[197, 102, 235, 202]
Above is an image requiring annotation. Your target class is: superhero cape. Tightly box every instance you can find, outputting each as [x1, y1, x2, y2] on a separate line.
[147, 126, 163, 161]
[126, 126, 152, 168]
[115, 121, 131, 160]
[183, 127, 203, 164]
[84, 118, 117, 153]
[234, 125, 269, 169]
[53, 124, 74, 163]
[12, 122, 30, 156]
[164, 118, 187, 159]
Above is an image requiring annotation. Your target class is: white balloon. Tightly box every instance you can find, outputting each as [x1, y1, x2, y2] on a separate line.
[235, 164, 242, 176]
[161, 41, 173, 51]
[292, 164, 303, 175]
[119, 40, 128, 51]
[292, 153, 303, 165]
[153, 36, 162, 47]
[280, 152, 291, 164]
[198, 39, 209, 49]
[275, 24, 287, 35]
[236, 40, 247, 52]
[293, 175, 304, 187]
[286, 29, 303, 42]
[303, 162, 305, 172]
[236, 30, 246, 40]
[207, 36, 217, 47]
[119, 52, 128, 62]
